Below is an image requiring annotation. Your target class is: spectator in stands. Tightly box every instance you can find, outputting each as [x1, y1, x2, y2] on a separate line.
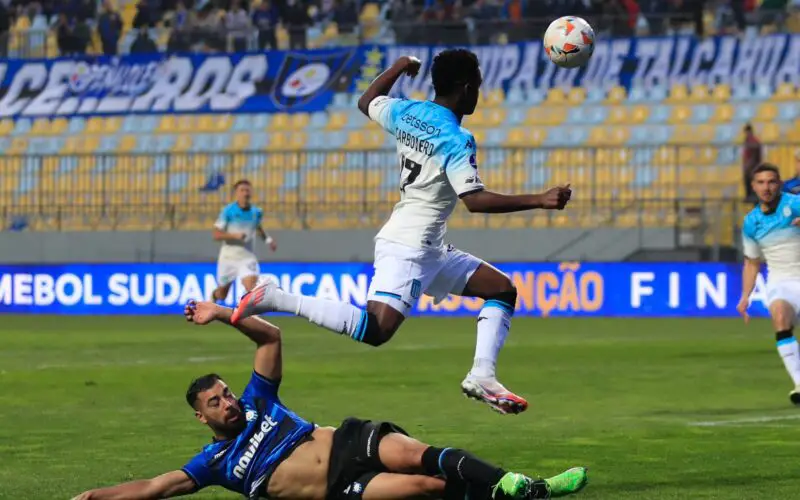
[782, 150, 800, 194]
[225, 0, 251, 51]
[387, 0, 415, 44]
[167, 0, 192, 52]
[194, 0, 225, 51]
[56, 13, 90, 55]
[468, 0, 499, 44]
[0, 0, 9, 58]
[332, 0, 359, 43]
[283, 0, 311, 49]
[133, 0, 155, 27]
[252, 0, 279, 49]
[130, 25, 158, 52]
[742, 123, 763, 202]
[97, 0, 123, 55]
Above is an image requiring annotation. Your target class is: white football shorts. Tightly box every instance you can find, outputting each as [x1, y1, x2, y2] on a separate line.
[217, 253, 260, 287]
[766, 279, 800, 316]
[367, 238, 483, 316]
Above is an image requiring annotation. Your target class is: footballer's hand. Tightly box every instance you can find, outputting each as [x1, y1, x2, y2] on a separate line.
[541, 184, 572, 210]
[269, 240, 278, 252]
[792, 217, 800, 226]
[184, 300, 219, 325]
[395, 56, 421, 77]
[239, 233, 248, 241]
[737, 297, 750, 324]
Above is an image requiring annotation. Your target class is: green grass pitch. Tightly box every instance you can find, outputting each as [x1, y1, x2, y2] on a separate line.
[2, 315, 799, 499]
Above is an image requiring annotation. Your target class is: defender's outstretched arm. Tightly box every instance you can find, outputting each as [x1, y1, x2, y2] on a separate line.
[185, 300, 282, 382]
[71, 470, 195, 500]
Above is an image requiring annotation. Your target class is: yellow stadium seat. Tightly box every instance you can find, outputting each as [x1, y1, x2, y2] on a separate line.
[504, 127, 546, 147]
[710, 104, 734, 123]
[668, 105, 692, 124]
[652, 147, 677, 167]
[605, 86, 627, 104]
[158, 116, 177, 133]
[760, 122, 781, 142]
[118, 135, 137, 152]
[667, 84, 690, 103]
[269, 113, 291, 131]
[545, 88, 568, 105]
[567, 87, 586, 105]
[0, 119, 13, 135]
[525, 107, 564, 126]
[30, 118, 50, 135]
[607, 106, 628, 125]
[756, 103, 778, 122]
[711, 84, 731, 102]
[326, 112, 348, 130]
[773, 83, 797, 101]
[173, 134, 192, 152]
[50, 118, 68, 135]
[229, 133, 250, 151]
[630, 105, 650, 124]
[689, 84, 710, 102]
[9, 138, 28, 154]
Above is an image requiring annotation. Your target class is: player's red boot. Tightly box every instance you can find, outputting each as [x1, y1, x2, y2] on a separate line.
[461, 375, 528, 415]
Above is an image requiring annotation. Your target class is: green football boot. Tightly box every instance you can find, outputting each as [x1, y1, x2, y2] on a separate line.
[492, 467, 588, 499]
[544, 467, 589, 497]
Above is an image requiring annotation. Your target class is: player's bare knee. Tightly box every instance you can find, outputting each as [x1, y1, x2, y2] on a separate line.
[358, 313, 398, 347]
[770, 302, 795, 330]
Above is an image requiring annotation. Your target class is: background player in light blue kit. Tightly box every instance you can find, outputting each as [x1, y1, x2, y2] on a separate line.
[738, 163, 800, 404]
[211, 179, 278, 302]
[232, 50, 572, 415]
[71, 300, 588, 500]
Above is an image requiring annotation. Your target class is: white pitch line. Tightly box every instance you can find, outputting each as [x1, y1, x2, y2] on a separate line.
[688, 414, 800, 427]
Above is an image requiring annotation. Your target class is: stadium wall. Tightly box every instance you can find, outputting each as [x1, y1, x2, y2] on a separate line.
[0, 228, 677, 263]
[0, 260, 768, 317]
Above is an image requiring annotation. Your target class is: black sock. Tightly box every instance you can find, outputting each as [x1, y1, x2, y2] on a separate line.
[422, 447, 506, 488]
[777, 329, 794, 342]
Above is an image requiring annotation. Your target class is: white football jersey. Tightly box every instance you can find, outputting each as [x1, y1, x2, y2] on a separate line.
[368, 96, 484, 249]
[742, 193, 800, 284]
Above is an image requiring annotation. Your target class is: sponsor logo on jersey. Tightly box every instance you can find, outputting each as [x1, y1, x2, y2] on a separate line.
[233, 414, 279, 479]
[469, 153, 478, 169]
[400, 113, 442, 137]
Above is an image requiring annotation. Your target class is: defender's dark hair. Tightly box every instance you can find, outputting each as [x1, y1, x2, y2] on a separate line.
[431, 49, 480, 97]
[233, 179, 251, 190]
[186, 373, 223, 408]
[753, 162, 780, 179]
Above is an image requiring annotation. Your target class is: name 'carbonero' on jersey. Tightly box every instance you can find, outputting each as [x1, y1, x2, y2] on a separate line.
[368, 95, 485, 249]
[742, 193, 800, 284]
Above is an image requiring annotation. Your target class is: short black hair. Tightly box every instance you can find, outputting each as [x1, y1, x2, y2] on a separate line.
[752, 162, 780, 179]
[743, 123, 753, 132]
[233, 179, 251, 190]
[431, 49, 480, 97]
[186, 373, 222, 408]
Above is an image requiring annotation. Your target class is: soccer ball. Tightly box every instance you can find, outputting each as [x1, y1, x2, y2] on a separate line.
[543, 16, 595, 68]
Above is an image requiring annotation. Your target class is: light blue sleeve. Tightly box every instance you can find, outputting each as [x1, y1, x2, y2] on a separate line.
[367, 96, 404, 134]
[741, 217, 762, 260]
[214, 205, 230, 231]
[444, 132, 485, 197]
[255, 207, 264, 227]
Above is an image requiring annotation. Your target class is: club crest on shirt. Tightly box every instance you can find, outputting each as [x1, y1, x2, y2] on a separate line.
[246, 410, 258, 422]
[784, 206, 791, 218]
[469, 153, 477, 169]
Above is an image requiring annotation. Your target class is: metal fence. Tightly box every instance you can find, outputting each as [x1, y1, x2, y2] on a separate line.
[4, 144, 797, 250]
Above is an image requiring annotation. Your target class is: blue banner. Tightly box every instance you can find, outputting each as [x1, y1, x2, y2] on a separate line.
[0, 262, 773, 317]
[0, 49, 364, 118]
[3, 34, 799, 118]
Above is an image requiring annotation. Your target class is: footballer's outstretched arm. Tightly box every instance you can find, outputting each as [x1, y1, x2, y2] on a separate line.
[71, 470, 195, 500]
[460, 185, 572, 214]
[737, 257, 761, 322]
[357, 56, 421, 116]
[184, 300, 282, 381]
[256, 225, 278, 252]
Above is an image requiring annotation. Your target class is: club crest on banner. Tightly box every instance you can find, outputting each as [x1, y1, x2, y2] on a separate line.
[270, 49, 357, 109]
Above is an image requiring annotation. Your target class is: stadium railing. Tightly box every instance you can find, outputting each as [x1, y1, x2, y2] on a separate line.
[4, 143, 795, 252]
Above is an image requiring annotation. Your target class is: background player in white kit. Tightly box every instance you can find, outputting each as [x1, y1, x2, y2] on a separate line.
[232, 50, 572, 415]
[211, 179, 278, 302]
[738, 163, 800, 405]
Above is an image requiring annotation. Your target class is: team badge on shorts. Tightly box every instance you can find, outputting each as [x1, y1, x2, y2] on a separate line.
[410, 279, 422, 299]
